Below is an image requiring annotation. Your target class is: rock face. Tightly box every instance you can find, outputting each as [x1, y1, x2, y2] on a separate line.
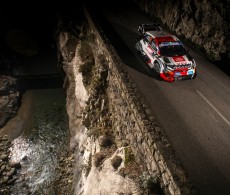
[58, 31, 142, 195]
[0, 75, 21, 128]
[134, 0, 230, 61]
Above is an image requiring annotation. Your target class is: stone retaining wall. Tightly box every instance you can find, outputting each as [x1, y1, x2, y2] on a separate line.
[84, 7, 195, 195]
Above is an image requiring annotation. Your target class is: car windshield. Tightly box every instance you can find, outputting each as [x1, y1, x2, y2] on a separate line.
[159, 41, 187, 57]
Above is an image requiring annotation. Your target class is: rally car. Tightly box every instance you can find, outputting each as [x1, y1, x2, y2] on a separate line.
[135, 23, 197, 82]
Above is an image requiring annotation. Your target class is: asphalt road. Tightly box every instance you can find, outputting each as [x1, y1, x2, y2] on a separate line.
[89, 2, 230, 195]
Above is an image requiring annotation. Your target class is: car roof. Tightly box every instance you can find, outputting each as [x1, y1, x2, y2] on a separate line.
[146, 31, 179, 42]
[147, 31, 170, 37]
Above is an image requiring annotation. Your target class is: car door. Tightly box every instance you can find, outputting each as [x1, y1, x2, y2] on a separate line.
[140, 34, 157, 67]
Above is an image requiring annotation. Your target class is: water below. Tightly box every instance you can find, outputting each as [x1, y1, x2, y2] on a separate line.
[9, 88, 69, 194]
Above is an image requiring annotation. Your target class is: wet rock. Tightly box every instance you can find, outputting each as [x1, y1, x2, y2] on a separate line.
[0, 169, 4, 175]
[54, 151, 75, 194]
[0, 154, 8, 161]
[0, 134, 19, 191]
[9, 161, 21, 169]
[2, 176, 9, 184]
[0, 143, 4, 150]
[1, 164, 6, 171]
[21, 155, 28, 162]
[7, 177, 17, 185]
[7, 167, 16, 177]
[0, 137, 8, 141]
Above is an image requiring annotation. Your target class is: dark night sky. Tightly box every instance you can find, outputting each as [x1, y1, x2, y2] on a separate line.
[0, 1, 81, 53]
[1, 2, 57, 36]
[0, 0, 105, 52]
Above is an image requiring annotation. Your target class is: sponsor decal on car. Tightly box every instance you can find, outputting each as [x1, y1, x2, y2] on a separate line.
[172, 56, 185, 62]
[159, 41, 183, 47]
[174, 72, 181, 76]
[188, 70, 194, 75]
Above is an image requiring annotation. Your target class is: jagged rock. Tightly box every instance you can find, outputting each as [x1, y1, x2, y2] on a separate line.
[0, 75, 21, 128]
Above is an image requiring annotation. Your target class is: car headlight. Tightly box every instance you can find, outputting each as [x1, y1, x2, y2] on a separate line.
[192, 60, 196, 68]
[166, 64, 175, 71]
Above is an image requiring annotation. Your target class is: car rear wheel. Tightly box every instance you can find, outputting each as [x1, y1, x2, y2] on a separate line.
[135, 41, 142, 52]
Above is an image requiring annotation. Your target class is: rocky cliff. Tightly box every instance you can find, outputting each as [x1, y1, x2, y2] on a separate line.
[134, 0, 230, 62]
[57, 20, 145, 195]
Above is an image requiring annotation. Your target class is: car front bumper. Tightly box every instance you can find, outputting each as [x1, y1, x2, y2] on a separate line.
[160, 68, 196, 82]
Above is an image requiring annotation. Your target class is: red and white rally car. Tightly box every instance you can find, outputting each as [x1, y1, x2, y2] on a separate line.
[135, 23, 197, 82]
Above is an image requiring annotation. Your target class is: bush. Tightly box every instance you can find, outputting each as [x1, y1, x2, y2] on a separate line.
[124, 147, 135, 166]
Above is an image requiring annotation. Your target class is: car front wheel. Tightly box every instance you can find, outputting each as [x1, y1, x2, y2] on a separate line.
[154, 61, 161, 74]
[192, 69, 197, 79]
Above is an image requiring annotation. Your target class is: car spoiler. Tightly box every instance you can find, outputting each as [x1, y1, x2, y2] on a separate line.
[138, 23, 162, 34]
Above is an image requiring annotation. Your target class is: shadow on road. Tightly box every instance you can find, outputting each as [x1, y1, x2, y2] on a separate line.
[86, 4, 163, 81]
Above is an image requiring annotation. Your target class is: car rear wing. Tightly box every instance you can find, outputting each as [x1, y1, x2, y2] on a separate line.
[138, 23, 162, 34]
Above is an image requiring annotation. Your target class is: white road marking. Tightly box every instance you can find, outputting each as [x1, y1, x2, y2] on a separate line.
[196, 90, 230, 127]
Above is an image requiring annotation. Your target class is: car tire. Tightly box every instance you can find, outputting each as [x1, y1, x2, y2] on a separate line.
[192, 69, 197, 79]
[148, 68, 158, 77]
[135, 42, 142, 52]
[154, 61, 161, 74]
